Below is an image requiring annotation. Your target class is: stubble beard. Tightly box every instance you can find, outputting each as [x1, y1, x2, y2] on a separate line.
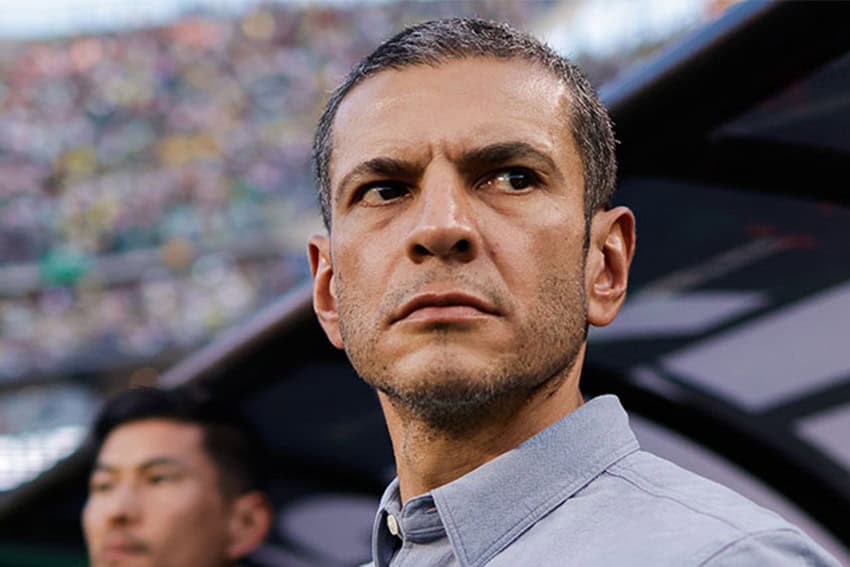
[337, 271, 588, 436]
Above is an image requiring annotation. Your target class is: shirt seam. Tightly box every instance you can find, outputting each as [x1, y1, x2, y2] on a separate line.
[605, 462, 782, 537]
[465, 438, 639, 567]
[697, 528, 806, 566]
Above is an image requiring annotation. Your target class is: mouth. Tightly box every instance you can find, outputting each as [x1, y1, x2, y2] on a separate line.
[393, 292, 499, 324]
[100, 537, 149, 561]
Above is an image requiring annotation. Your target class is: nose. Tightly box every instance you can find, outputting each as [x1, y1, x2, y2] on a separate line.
[405, 172, 479, 264]
[104, 483, 142, 526]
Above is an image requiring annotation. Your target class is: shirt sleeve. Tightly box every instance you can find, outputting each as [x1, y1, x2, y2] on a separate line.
[700, 529, 843, 567]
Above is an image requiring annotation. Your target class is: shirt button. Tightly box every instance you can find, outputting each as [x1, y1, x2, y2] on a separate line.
[386, 513, 400, 537]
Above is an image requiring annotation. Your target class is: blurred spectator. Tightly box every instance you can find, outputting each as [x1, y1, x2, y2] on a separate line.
[82, 386, 273, 567]
[0, 0, 547, 385]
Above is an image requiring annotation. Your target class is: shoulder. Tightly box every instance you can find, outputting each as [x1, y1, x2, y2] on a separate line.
[594, 450, 840, 565]
[476, 448, 840, 566]
[604, 450, 787, 533]
[697, 529, 842, 566]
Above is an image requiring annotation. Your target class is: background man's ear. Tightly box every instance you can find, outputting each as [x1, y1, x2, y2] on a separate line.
[586, 207, 636, 328]
[308, 235, 344, 349]
[225, 491, 273, 561]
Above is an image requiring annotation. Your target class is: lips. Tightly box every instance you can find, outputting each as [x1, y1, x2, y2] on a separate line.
[393, 292, 498, 323]
[100, 536, 149, 560]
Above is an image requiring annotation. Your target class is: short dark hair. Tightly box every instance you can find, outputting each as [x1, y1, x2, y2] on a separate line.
[89, 386, 268, 498]
[312, 17, 617, 232]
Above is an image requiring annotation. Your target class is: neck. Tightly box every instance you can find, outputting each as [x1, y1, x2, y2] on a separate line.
[379, 360, 584, 504]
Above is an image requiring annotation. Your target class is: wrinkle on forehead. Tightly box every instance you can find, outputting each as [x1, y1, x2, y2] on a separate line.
[328, 57, 574, 199]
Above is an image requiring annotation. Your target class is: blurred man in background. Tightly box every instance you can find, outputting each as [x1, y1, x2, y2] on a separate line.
[82, 386, 272, 567]
[308, 18, 840, 566]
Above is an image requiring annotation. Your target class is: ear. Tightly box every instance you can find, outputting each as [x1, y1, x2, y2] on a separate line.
[308, 234, 344, 349]
[585, 207, 636, 327]
[225, 491, 273, 560]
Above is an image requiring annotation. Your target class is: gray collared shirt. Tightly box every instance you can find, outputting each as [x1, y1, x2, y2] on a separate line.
[371, 395, 840, 566]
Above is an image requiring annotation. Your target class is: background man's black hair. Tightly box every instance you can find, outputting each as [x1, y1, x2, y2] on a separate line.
[89, 385, 269, 498]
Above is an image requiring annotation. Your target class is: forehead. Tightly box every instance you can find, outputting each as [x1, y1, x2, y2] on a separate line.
[330, 57, 574, 191]
[96, 419, 207, 466]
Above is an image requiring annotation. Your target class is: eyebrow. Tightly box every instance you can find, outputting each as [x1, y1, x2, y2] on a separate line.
[334, 141, 560, 207]
[455, 141, 560, 177]
[92, 456, 187, 475]
[335, 156, 418, 207]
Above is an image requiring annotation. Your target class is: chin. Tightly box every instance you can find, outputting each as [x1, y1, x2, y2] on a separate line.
[372, 358, 542, 432]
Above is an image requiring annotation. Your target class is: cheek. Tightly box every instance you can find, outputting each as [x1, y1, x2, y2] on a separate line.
[532, 206, 586, 264]
[81, 502, 101, 543]
[149, 491, 230, 562]
[490, 218, 582, 290]
[158, 487, 222, 522]
[334, 237, 394, 296]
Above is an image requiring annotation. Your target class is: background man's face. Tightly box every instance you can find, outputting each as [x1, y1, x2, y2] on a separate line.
[319, 57, 591, 424]
[83, 419, 237, 567]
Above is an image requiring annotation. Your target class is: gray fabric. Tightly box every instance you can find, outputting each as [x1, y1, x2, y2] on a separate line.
[370, 395, 840, 567]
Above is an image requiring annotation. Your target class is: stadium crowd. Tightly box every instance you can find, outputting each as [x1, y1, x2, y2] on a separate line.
[0, 1, 547, 384]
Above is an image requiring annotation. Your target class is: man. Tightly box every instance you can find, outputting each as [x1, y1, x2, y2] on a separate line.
[308, 17, 839, 567]
[82, 386, 273, 567]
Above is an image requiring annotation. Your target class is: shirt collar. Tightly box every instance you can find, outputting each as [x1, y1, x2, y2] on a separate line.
[372, 395, 640, 567]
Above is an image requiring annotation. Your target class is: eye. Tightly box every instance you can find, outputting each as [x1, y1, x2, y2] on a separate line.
[480, 168, 539, 193]
[146, 472, 175, 485]
[358, 182, 410, 206]
[89, 478, 114, 493]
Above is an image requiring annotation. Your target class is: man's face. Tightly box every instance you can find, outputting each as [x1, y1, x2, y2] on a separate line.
[313, 58, 591, 425]
[83, 419, 238, 567]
